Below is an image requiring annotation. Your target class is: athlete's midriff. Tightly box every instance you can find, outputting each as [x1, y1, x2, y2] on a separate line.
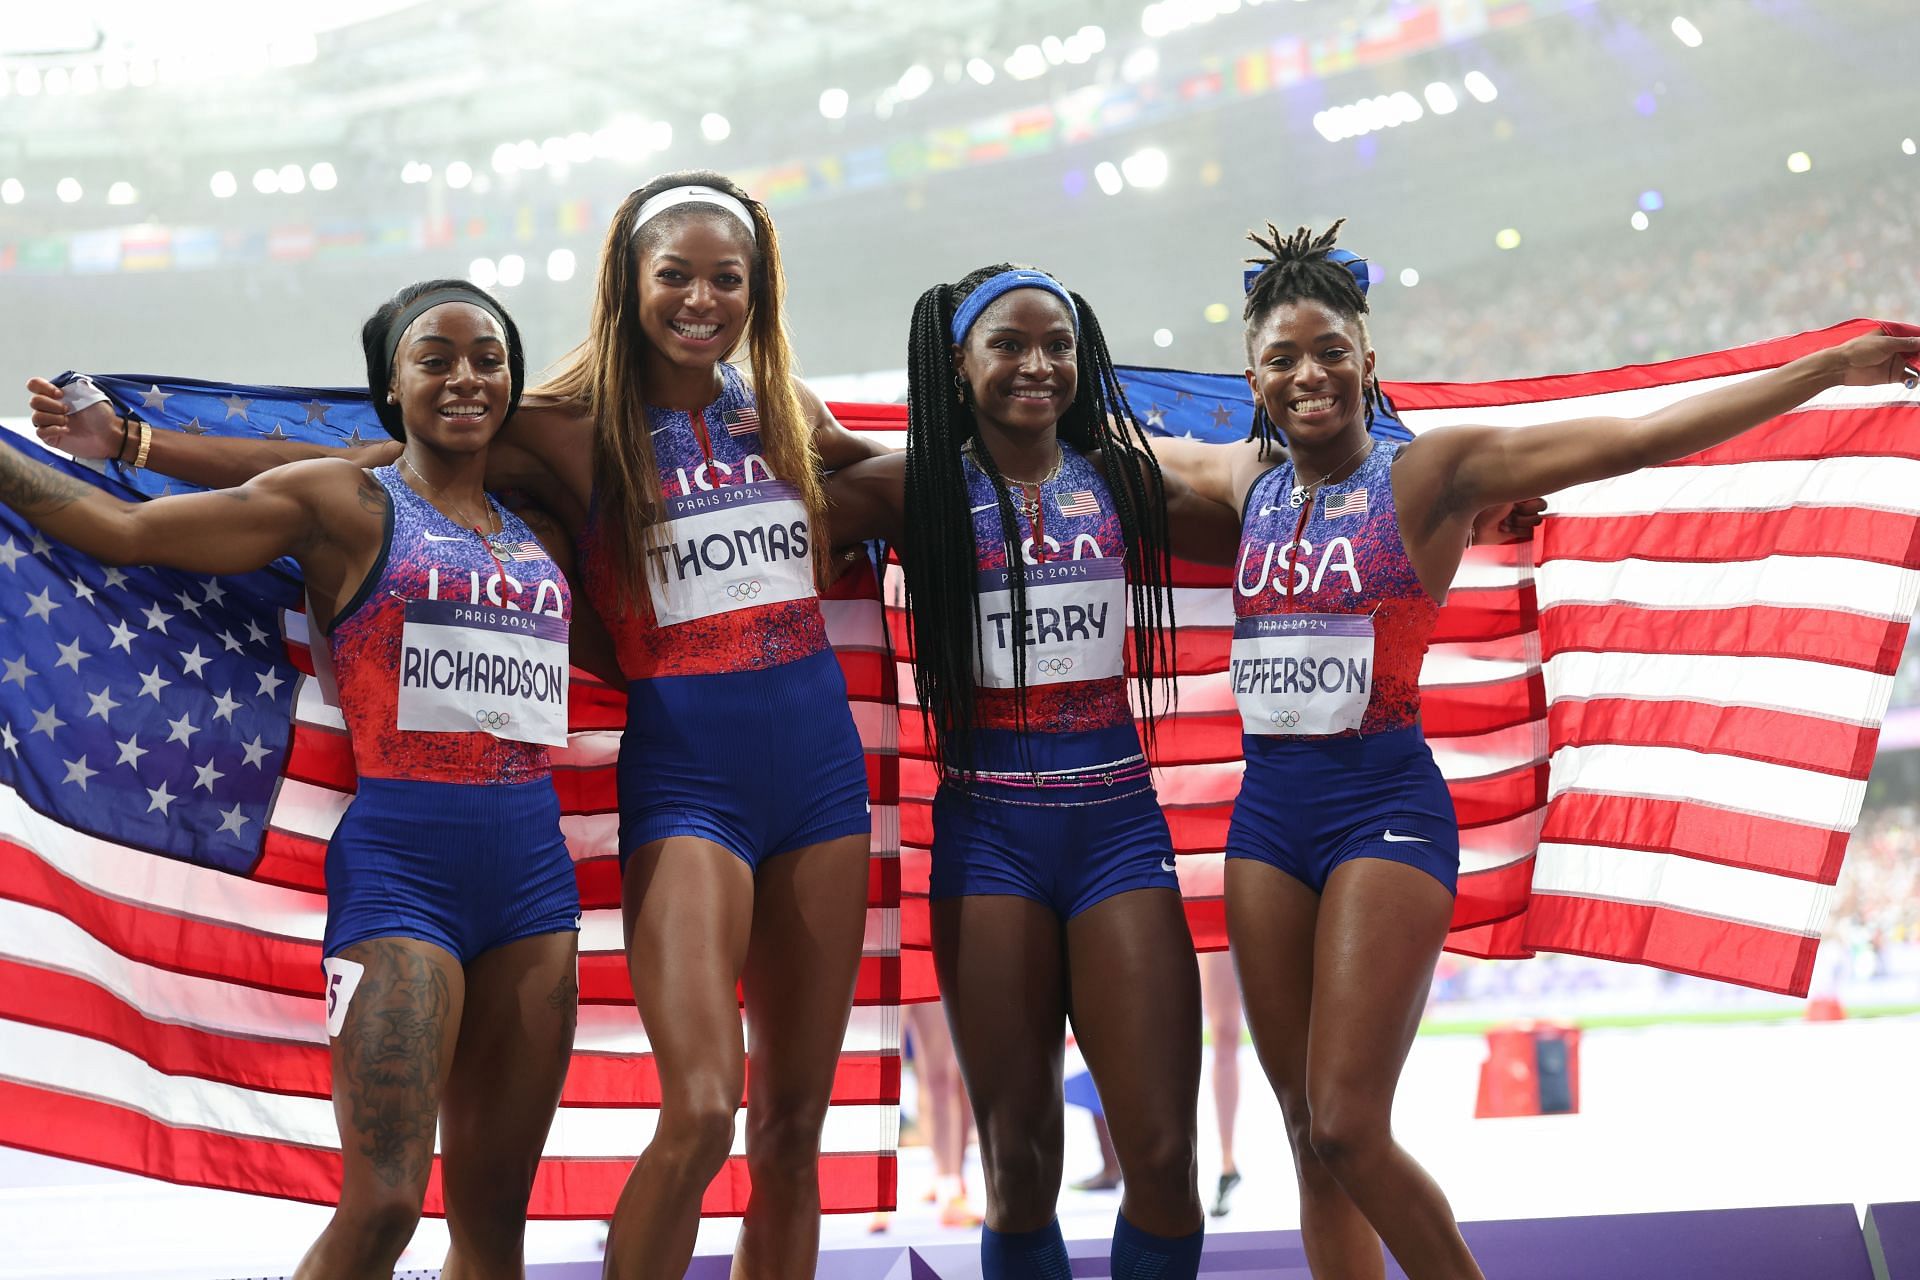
[580, 363, 828, 681]
[1231, 445, 1439, 737]
[966, 445, 1132, 736]
[328, 466, 564, 785]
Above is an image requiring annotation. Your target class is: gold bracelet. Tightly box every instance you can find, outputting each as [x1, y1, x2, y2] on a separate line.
[133, 421, 152, 470]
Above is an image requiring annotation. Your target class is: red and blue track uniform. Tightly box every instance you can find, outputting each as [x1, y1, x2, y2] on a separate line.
[321, 465, 581, 962]
[929, 444, 1180, 918]
[580, 362, 869, 867]
[1223, 444, 1460, 892]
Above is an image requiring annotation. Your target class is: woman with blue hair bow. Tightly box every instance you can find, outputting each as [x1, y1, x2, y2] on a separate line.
[831, 263, 1240, 1279]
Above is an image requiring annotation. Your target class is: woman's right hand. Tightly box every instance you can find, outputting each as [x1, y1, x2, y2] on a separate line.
[27, 376, 123, 460]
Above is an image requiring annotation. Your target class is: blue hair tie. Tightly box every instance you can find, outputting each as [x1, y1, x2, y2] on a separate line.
[1243, 247, 1371, 297]
[950, 269, 1079, 344]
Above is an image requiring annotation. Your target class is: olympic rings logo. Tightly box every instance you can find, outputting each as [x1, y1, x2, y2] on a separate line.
[726, 579, 765, 601]
[1269, 709, 1301, 728]
[1037, 657, 1076, 674]
[474, 709, 514, 730]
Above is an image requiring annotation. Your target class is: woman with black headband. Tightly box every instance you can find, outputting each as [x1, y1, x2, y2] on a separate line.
[33, 171, 891, 1279]
[831, 263, 1239, 1280]
[1150, 220, 1920, 1280]
[6, 279, 583, 1277]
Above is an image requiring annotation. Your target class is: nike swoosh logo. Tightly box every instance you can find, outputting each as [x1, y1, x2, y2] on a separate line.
[422, 532, 463, 542]
[1382, 830, 1431, 843]
[1160, 858, 1178, 873]
[1258, 505, 1286, 517]
[970, 503, 1000, 514]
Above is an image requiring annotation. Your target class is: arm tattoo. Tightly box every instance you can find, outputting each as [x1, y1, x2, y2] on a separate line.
[355, 470, 392, 515]
[335, 940, 452, 1190]
[0, 447, 95, 517]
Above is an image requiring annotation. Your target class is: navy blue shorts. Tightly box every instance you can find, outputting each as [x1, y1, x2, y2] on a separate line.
[323, 775, 581, 963]
[1226, 724, 1459, 894]
[930, 726, 1179, 920]
[616, 647, 872, 869]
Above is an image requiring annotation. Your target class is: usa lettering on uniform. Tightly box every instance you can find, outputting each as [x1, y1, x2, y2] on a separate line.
[1236, 536, 1363, 597]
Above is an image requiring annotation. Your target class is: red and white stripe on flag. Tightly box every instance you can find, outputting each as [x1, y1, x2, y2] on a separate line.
[834, 318, 1920, 1000]
[0, 557, 901, 1218]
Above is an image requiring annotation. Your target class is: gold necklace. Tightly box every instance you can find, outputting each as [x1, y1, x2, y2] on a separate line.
[1288, 437, 1373, 509]
[402, 456, 500, 536]
[967, 439, 1062, 518]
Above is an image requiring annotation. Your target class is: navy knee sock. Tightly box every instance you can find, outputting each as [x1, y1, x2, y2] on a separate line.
[1111, 1210, 1205, 1280]
[980, 1217, 1073, 1280]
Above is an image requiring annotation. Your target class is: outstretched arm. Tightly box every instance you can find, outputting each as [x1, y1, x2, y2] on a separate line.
[825, 450, 906, 549]
[0, 438, 336, 576]
[799, 379, 891, 471]
[1147, 435, 1276, 517]
[28, 375, 398, 489]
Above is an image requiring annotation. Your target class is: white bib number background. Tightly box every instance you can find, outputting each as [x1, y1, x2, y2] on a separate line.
[975, 559, 1126, 689]
[397, 599, 571, 746]
[646, 482, 815, 626]
[1230, 612, 1374, 735]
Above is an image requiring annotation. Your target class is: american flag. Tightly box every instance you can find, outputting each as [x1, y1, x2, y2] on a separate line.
[840, 318, 1920, 1001]
[1323, 488, 1370, 520]
[0, 378, 901, 1219]
[485, 537, 552, 563]
[1055, 489, 1100, 517]
[723, 406, 759, 437]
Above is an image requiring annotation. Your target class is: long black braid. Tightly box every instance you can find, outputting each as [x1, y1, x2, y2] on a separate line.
[1241, 218, 1397, 449]
[903, 263, 1176, 779]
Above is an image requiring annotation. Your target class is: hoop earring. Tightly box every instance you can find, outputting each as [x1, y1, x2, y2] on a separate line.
[952, 371, 966, 405]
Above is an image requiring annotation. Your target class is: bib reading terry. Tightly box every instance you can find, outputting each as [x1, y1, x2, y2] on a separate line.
[976, 557, 1126, 689]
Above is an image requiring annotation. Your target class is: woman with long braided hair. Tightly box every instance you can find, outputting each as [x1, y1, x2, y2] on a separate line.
[1151, 220, 1920, 1280]
[831, 264, 1238, 1280]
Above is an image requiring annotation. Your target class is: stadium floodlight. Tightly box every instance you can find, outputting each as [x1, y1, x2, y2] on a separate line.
[1495, 227, 1521, 250]
[15, 68, 41, 96]
[966, 58, 995, 84]
[209, 171, 237, 199]
[107, 181, 137, 205]
[1463, 71, 1498, 103]
[1639, 189, 1664, 212]
[1903, 138, 1916, 156]
[1094, 161, 1124, 196]
[491, 142, 519, 174]
[565, 132, 594, 164]
[819, 87, 849, 119]
[1122, 47, 1160, 82]
[101, 62, 128, 90]
[1786, 150, 1812, 173]
[1631, 211, 1650, 231]
[1006, 44, 1047, 79]
[1042, 36, 1067, 65]
[497, 254, 526, 288]
[647, 120, 674, 152]
[541, 137, 568, 168]
[253, 168, 280, 194]
[44, 68, 69, 96]
[71, 65, 98, 94]
[1, 179, 24, 205]
[1670, 16, 1703, 48]
[1399, 268, 1419, 287]
[1423, 82, 1458, 114]
[309, 163, 337, 192]
[1204, 303, 1229, 323]
[446, 160, 473, 189]
[278, 163, 306, 195]
[56, 177, 82, 203]
[898, 64, 934, 100]
[701, 113, 731, 142]
[0, 70, 9, 96]
[547, 249, 577, 283]
[514, 139, 542, 169]
[1154, 328, 1174, 348]
[1121, 146, 1169, 189]
[128, 60, 155, 87]
[469, 258, 498, 289]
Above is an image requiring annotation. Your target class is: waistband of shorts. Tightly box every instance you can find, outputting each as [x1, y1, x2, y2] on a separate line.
[1242, 721, 1426, 761]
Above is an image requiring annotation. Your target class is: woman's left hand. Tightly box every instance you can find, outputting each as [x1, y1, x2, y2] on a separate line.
[1831, 331, 1920, 387]
[1472, 496, 1548, 546]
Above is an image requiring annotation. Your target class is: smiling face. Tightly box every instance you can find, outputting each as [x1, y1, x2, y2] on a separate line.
[389, 301, 512, 450]
[633, 210, 754, 378]
[1244, 298, 1375, 448]
[952, 287, 1079, 446]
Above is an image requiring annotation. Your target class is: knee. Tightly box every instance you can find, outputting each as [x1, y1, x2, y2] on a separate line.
[1306, 1098, 1390, 1179]
[656, 1089, 741, 1180]
[333, 1188, 425, 1266]
[1122, 1124, 1198, 1204]
[743, 1098, 831, 1182]
[976, 1127, 1056, 1220]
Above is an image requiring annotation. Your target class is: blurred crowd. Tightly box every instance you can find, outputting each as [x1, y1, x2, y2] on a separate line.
[1374, 179, 1920, 383]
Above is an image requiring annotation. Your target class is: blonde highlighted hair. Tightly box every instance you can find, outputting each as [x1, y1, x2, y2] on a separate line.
[532, 170, 825, 608]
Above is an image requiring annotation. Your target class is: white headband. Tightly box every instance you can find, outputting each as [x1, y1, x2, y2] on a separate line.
[632, 185, 757, 241]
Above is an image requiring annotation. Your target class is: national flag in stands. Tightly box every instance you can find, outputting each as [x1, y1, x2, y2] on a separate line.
[1324, 488, 1369, 520]
[723, 406, 759, 437]
[835, 319, 1920, 1003]
[0, 376, 900, 1220]
[1056, 490, 1100, 517]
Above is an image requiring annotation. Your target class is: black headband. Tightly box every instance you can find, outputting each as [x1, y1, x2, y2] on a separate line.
[384, 288, 511, 371]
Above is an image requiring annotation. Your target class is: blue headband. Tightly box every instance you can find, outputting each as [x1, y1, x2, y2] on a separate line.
[1243, 247, 1371, 297]
[949, 269, 1079, 344]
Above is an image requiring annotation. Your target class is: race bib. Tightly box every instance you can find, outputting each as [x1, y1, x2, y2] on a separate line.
[398, 599, 570, 746]
[976, 558, 1126, 688]
[1229, 613, 1373, 735]
[645, 481, 815, 626]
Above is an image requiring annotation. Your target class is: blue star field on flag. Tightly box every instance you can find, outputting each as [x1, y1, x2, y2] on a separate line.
[0, 433, 302, 874]
[1116, 364, 1414, 445]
